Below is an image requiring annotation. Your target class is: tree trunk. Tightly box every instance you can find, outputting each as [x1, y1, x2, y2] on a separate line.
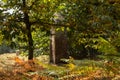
[50, 26, 56, 64]
[23, 0, 34, 60]
[50, 27, 68, 64]
[26, 23, 34, 60]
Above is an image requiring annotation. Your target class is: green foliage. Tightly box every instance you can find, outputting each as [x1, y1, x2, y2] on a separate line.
[0, 31, 3, 45]
[0, 0, 69, 58]
[94, 37, 117, 55]
[0, 0, 120, 60]
[32, 29, 50, 56]
[112, 32, 120, 47]
[66, 0, 120, 57]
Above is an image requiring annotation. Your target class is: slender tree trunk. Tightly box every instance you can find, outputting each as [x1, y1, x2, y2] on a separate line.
[50, 26, 56, 64]
[26, 23, 34, 60]
[23, 0, 34, 60]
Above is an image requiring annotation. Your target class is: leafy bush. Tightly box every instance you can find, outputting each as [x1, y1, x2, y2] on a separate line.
[11, 29, 50, 57]
[32, 29, 50, 56]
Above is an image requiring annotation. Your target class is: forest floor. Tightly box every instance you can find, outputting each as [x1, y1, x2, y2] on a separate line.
[0, 53, 120, 80]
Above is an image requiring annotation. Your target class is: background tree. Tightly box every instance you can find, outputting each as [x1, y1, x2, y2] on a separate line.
[53, 0, 120, 59]
[0, 0, 69, 63]
[0, 0, 120, 63]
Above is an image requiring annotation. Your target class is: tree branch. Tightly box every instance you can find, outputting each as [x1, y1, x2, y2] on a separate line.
[30, 20, 73, 28]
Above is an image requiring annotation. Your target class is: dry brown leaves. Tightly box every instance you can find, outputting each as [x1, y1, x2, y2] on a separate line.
[12, 57, 44, 74]
[0, 56, 53, 80]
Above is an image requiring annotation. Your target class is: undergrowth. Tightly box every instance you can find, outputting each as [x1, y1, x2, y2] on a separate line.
[0, 54, 120, 80]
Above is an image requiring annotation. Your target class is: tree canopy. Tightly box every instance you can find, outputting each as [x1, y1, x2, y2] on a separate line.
[0, 0, 120, 61]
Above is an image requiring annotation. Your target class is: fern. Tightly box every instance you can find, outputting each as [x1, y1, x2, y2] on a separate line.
[94, 37, 118, 55]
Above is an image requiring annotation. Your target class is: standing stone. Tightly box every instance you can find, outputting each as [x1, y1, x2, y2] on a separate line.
[50, 27, 68, 64]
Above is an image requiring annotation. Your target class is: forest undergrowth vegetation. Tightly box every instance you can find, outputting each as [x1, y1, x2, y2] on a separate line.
[0, 53, 120, 80]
